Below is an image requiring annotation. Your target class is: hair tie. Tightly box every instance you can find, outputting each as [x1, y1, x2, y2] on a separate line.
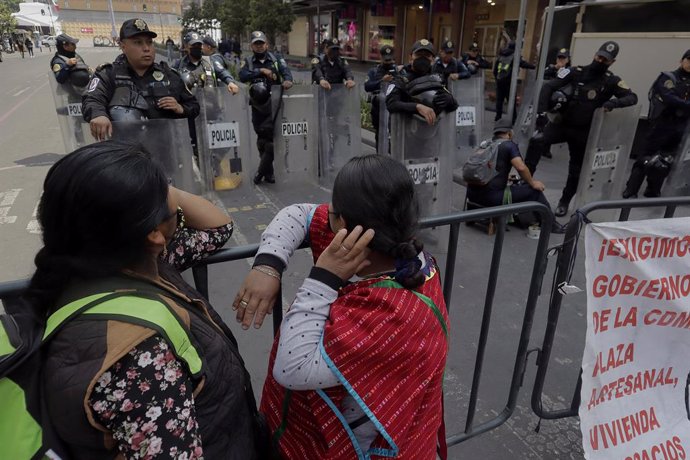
[394, 255, 422, 284]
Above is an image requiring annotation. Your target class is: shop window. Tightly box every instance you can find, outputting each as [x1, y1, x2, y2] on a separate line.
[337, 19, 360, 59]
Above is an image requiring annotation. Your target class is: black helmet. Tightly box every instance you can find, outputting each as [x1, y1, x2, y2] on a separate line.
[109, 106, 147, 122]
[549, 85, 573, 113]
[249, 81, 271, 105]
[180, 71, 197, 90]
[69, 69, 91, 89]
[467, 63, 478, 74]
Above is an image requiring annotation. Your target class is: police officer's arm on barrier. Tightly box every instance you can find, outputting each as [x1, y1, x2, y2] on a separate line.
[603, 76, 637, 112]
[237, 58, 259, 83]
[312, 58, 330, 90]
[82, 66, 115, 140]
[211, 55, 239, 95]
[276, 55, 293, 89]
[344, 60, 355, 89]
[655, 74, 689, 110]
[364, 68, 381, 93]
[455, 60, 471, 80]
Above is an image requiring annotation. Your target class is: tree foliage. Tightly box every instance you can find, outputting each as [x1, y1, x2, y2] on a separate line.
[0, 3, 17, 35]
[249, 0, 295, 44]
[0, 0, 21, 13]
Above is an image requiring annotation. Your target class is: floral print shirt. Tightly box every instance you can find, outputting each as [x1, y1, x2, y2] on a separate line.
[88, 223, 233, 458]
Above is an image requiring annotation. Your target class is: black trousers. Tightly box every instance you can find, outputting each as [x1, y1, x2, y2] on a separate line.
[251, 102, 274, 177]
[370, 95, 380, 145]
[624, 118, 688, 197]
[467, 183, 553, 223]
[495, 78, 517, 124]
[524, 121, 590, 205]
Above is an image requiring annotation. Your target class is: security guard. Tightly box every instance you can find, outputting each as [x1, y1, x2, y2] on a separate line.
[201, 36, 239, 94]
[432, 40, 470, 86]
[238, 30, 293, 184]
[312, 38, 355, 89]
[623, 49, 690, 198]
[386, 39, 458, 126]
[82, 18, 199, 141]
[461, 42, 492, 75]
[493, 41, 535, 123]
[50, 33, 91, 94]
[364, 44, 400, 145]
[544, 48, 571, 80]
[524, 41, 638, 217]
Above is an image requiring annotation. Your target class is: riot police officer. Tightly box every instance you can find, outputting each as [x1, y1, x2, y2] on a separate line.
[201, 36, 239, 94]
[238, 30, 293, 184]
[82, 18, 199, 141]
[432, 40, 470, 86]
[623, 49, 690, 198]
[312, 38, 355, 90]
[173, 32, 237, 93]
[462, 43, 492, 75]
[493, 41, 535, 123]
[364, 44, 399, 145]
[386, 39, 458, 125]
[51, 33, 91, 93]
[544, 48, 571, 80]
[524, 41, 638, 217]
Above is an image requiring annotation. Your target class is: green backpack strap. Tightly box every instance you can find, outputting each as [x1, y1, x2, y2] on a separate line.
[45, 291, 203, 377]
[370, 279, 448, 338]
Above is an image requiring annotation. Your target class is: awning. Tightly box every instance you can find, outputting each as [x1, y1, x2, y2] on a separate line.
[11, 13, 54, 28]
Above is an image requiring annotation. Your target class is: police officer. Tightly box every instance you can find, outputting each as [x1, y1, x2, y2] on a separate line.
[238, 30, 293, 184]
[51, 33, 91, 93]
[386, 39, 458, 126]
[364, 44, 399, 145]
[524, 41, 638, 217]
[173, 32, 235, 92]
[544, 48, 571, 80]
[201, 36, 240, 94]
[432, 40, 470, 86]
[493, 41, 535, 123]
[623, 49, 690, 198]
[461, 43, 492, 75]
[83, 18, 200, 141]
[312, 38, 355, 90]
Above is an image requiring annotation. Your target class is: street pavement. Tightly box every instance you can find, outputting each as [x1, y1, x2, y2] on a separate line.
[5, 44, 686, 459]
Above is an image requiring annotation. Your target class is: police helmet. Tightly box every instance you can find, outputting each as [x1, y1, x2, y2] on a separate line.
[467, 63, 478, 74]
[549, 85, 573, 113]
[70, 69, 91, 89]
[249, 82, 271, 105]
[109, 106, 147, 122]
[180, 71, 197, 90]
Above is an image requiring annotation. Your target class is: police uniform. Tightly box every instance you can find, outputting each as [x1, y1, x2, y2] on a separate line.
[524, 41, 638, 216]
[172, 33, 219, 90]
[386, 39, 458, 116]
[493, 41, 535, 122]
[623, 49, 690, 198]
[461, 44, 492, 74]
[82, 19, 199, 123]
[312, 38, 354, 84]
[238, 31, 293, 183]
[364, 45, 399, 144]
[50, 33, 91, 98]
[544, 48, 570, 80]
[431, 40, 470, 86]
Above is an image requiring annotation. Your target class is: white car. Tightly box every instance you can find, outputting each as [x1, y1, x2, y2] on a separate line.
[41, 36, 56, 47]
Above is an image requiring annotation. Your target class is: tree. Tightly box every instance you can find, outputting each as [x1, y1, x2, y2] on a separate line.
[0, 0, 21, 13]
[249, 0, 295, 44]
[0, 3, 17, 36]
[216, 0, 250, 39]
[181, 2, 211, 33]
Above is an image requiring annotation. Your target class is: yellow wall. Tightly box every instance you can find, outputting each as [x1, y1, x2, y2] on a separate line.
[61, 21, 181, 43]
[288, 15, 309, 57]
[60, 0, 181, 14]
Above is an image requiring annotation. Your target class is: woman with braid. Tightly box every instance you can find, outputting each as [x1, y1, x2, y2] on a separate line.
[234, 154, 450, 459]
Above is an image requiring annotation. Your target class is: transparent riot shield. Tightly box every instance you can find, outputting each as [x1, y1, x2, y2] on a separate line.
[449, 74, 485, 167]
[111, 118, 197, 193]
[376, 83, 390, 155]
[49, 74, 96, 153]
[290, 70, 312, 85]
[272, 85, 319, 185]
[513, 69, 538, 147]
[195, 85, 253, 196]
[390, 111, 454, 249]
[662, 128, 690, 197]
[572, 105, 642, 214]
[318, 84, 362, 187]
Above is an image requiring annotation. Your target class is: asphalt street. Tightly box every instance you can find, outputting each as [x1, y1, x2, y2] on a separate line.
[5, 44, 684, 459]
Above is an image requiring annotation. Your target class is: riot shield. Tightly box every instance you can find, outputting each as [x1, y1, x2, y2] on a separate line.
[572, 105, 641, 213]
[272, 84, 319, 185]
[390, 111, 454, 248]
[290, 70, 312, 85]
[449, 74, 485, 167]
[662, 128, 690, 197]
[512, 69, 538, 147]
[49, 74, 96, 153]
[195, 85, 253, 195]
[111, 118, 197, 193]
[376, 83, 391, 155]
[318, 84, 362, 187]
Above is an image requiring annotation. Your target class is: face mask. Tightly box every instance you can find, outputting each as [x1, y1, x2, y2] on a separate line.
[328, 50, 340, 60]
[589, 59, 609, 75]
[254, 51, 266, 59]
[413, 57, 431, 75]
[189, 47, 202, 59]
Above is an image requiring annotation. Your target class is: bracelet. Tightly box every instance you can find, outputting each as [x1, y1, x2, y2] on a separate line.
[253, 265, 281, 280]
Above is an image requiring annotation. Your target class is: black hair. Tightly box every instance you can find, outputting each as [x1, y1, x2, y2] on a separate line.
[26, 140, 170, 315]
[332, 155, 424, 288]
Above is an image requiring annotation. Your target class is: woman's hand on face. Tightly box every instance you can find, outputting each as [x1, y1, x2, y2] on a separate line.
[315, 226, 374, 281]
[232, 266, 281, 330]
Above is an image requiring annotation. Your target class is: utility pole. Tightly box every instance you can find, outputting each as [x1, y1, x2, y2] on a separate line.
[107, 0, 117, 42]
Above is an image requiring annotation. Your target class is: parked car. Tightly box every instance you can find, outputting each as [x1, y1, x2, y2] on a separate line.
[41, 36, 56, 47]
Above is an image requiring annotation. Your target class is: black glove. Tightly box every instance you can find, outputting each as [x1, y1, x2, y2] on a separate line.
[602, 101, 616, 112]
[432, 91, 459, 114]
[535, 112, 548, 129]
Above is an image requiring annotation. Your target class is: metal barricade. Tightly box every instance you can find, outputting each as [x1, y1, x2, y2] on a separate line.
[662, 129, 690, 197]
[531, 196, 690, 421]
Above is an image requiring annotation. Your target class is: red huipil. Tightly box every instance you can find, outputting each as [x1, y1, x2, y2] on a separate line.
[260, 204, 449, 459]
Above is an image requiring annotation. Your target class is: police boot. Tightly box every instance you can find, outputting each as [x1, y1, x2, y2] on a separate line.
[554, 201, 569, 218]
[253, 172, 263, 184]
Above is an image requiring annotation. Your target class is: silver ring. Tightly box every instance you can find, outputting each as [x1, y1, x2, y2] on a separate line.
[340, 244, 352, 252]
[239, 300, 249, 307]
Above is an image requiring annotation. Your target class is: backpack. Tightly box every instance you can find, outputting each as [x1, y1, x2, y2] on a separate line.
[0, 291, 204, 460]
[648, 71, 677, 120]
[462, 139, 507, 186]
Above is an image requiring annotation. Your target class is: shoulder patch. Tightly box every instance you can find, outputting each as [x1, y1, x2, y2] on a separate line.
[311, 57, 320, 65]
[664, 78, 675, 89]
[385, 84, 395, 96]
[617, 80, 630, 90]
[343, 59, 349, 66]
[240, 60, 246, 68]
[87, 77, 100, 93]
[279, 58, 287, 66]
[557, 67, 570, 79]
[52, 63, 62, 73]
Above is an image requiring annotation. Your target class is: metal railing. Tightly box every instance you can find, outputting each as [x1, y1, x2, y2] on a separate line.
[0, 202, 555, 446]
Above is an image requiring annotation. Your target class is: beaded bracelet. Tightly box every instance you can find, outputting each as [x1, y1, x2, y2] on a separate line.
[253, 265, 281, 280]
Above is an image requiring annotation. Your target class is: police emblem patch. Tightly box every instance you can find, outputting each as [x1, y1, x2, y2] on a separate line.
[52, 63, 61, 73]
[152, 71, 164, 81]
[385, 84, 395, 96]
[447, 41, 453, 48]
[587, 89, 597, 100]
[559, 48, 567, 54]
[606, 43, 615, 52]
[134, 19, 147, 30]
[87, 77, 100, 93]
[420, 39, 430, 46]
[557, 67, 570, 79]
[311, 57, 319, 65]
[664, 79, 675, 89]
[253, 31, 261, 37]
[617, 80, 630, 89]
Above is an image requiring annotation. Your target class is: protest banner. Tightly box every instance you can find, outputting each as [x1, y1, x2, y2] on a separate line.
[581, 217, 690, 460]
